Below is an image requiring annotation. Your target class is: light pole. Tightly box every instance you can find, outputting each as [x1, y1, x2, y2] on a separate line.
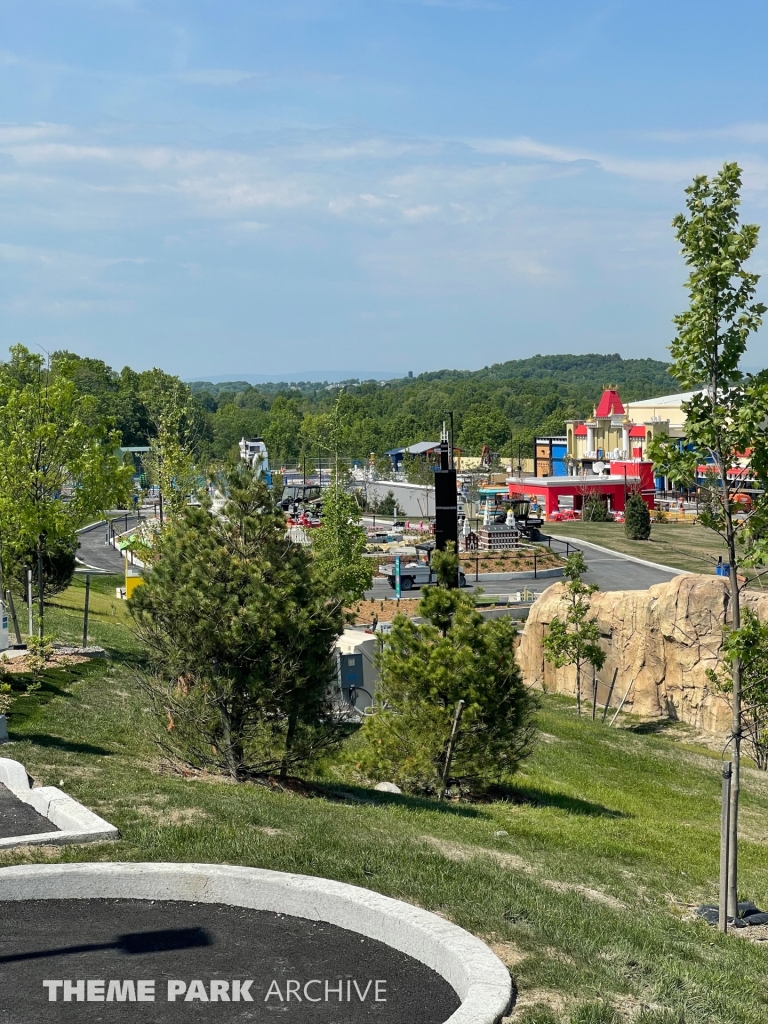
[444, 411, 455, 470]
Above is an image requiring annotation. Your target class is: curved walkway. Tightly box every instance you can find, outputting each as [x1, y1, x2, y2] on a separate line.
[76, 517, 145, 574]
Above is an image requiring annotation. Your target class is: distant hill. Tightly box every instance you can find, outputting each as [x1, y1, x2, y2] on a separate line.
[187, 370, 405, 390]
[191, 354, 674, 401]
[412, 353, 675, 393]
[191, 353, 678, 464]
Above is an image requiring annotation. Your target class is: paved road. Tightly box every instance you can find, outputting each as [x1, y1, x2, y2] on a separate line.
[544, 534, 683, 592]
[76, 516, 146, 574]
[0, 899, 459, 1023]
[364, 536, 680, 602]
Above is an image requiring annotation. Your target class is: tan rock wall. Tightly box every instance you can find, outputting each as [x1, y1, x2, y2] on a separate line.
[518, 575, 768, 734]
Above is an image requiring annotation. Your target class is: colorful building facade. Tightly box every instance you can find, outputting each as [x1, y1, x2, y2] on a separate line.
[565, 388, 682, 470]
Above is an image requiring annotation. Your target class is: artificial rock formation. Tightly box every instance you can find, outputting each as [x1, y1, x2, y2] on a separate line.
[518, 575, 768, 734]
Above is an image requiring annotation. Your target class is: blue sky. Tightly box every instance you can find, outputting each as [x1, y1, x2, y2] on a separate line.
[2, 1, 768, 379]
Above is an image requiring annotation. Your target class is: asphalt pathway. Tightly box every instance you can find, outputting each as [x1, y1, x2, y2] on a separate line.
[77, 517, 144, 574]
[0, 899, 459, 1023]
[0, 784, 58, 839]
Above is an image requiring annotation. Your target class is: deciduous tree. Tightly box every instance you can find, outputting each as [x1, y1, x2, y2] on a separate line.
[709, 609, 768, 771]
[0, 346, 132, 632]
[542, 552, 605, 716]
[648, 162, 768, 916]
[311, 486, 373, 606]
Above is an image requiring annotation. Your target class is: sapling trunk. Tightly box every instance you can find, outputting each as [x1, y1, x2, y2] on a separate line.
[37, 544, 44, 638]
[217, 699, 243, 781]
[5, 590, 21, 646]
[439, 699, 465, 801]
[721, 475, 742, 919]
[281, 712, 298, 780]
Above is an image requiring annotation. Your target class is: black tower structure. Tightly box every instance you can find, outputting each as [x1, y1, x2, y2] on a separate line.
[434, 434, 458, 560]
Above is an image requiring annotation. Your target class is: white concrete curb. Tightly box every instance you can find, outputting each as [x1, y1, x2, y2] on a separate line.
[0, 862, 513, 1024]
[546, 534, 692, 576]
[0, 757, 118, 848]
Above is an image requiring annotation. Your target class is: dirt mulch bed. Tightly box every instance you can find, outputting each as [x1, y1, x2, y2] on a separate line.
[347, 599, 421, 625]
[460, 548, 563, 573]
[0, 653, 92, 675]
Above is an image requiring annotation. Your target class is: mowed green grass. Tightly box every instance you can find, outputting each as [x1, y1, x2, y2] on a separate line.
[2, 586, 768, 1023]
[547, 521, 735, 577]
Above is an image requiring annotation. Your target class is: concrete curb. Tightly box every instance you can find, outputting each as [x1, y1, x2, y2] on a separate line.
[0, 757, 119, 848]
[76, 520, 107, 534]
[545, 534, 692, 576]
[0, 862, 513, 1024]
[472, 567, 562, 581]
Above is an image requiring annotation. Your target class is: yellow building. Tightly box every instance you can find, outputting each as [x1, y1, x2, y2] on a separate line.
[624, 391, 697, 438]
[565, 388, 689, 470]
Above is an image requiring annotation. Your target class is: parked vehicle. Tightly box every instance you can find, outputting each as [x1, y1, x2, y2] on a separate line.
[279, 484, 322, 511]
[378, 561, 467, 590]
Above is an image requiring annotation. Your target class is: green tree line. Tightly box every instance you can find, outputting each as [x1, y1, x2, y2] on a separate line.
[54, 351, 676, 467]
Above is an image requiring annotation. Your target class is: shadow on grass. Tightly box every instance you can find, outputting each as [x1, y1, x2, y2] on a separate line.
[626, 719, 677, 736]
[322, 783, 487, 818]
[15, 733, 112, 756]
[510, 785, 628, 818]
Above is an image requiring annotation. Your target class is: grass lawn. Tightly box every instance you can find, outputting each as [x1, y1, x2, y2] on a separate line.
[2, 587, 768, 1022]
[545, 521, 751, 580]
[48, 571, 132, 628]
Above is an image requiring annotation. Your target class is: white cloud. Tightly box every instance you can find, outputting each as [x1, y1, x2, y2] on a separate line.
[0, 123, 70, 144]
[645, 123, 768, 145]
[172, 69, 268, 87]
[2, 118, 767, 346]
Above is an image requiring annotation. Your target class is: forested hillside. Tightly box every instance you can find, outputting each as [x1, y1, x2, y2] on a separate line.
[52, 351, 676, 466]
[191, 354, 675, 464]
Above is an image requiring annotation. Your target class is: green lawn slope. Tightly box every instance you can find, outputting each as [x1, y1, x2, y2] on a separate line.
[2, 584, 767, 1023]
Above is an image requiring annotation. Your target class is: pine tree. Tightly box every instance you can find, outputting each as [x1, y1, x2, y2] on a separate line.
[582, 493, 610, 522]
[355, 585, 536, 795]
[130, 463, 345, 780]
[624, 492, 651, 540]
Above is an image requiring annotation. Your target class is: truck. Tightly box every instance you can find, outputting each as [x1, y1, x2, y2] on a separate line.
[378, 561, 467, 591]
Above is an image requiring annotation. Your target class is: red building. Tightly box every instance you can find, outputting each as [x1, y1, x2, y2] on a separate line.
[507, 460, 655, 520]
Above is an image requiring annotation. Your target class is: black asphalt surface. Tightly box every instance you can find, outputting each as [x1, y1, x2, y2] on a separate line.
[0, 784, 58, 839]
[0, 899, 460, 1023]
[77, 518, 141, 574]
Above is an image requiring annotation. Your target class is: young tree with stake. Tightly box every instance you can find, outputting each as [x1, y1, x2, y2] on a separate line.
[542, 551, 605, 716]
[648, 163, 768, 918]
